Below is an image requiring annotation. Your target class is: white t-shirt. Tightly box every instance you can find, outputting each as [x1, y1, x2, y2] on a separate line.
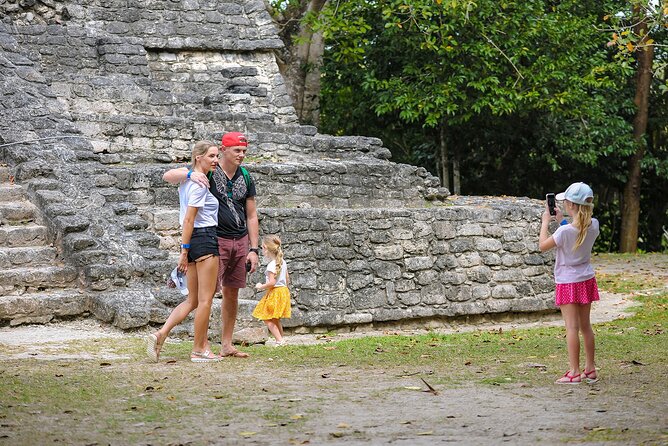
[552, 218, 599, 284]
[265, 259, 288, 288]
[178, 179, 218, 228]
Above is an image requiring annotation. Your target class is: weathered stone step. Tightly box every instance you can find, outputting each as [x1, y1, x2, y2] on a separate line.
[0, 184, 27, 202]
[0, 289, 88, 326]
[0, 201, 37, 223]
[0, 246, 58, 268]
[0, 166, 10, 183]
[0, 223, 49, 247]
[0, 265, 78, 296]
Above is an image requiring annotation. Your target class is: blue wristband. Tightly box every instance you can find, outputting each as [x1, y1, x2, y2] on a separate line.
[181, 243, 191, 249]
[186, 170, 192, 179]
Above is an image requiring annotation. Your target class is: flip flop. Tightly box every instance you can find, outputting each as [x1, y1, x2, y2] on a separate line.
[581, 369, 599, 383]
[555, 371, 581, 384]
[221, 349, 249, 358]
[191, 350, 220, 363]
[146, 334, 159, 362]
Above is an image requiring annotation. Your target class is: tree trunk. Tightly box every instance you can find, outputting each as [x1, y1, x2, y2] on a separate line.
[452, 156, 461, 195]
[439, 124, 449, 190]
[619, 13, 654, 253]
[270, 0, 328, 127]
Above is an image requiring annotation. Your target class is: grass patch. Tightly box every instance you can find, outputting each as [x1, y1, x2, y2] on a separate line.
[1, 255, 666, 443]
[596, 273, 666, 294]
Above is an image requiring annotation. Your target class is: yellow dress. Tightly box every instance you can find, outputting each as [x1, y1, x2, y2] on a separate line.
[252, 286, 291, 320]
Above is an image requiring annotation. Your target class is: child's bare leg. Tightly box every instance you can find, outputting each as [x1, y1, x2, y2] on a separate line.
[578, 304, 596, 372]
[264, 319, 283, 342]
[560, 304, 582, 375]
[277, 319, 284, 337]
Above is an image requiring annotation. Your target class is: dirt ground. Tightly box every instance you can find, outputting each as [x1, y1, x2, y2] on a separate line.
[0, 254, 667, 445]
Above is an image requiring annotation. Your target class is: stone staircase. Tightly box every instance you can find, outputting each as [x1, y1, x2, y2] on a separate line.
[0, 164, 86, 326]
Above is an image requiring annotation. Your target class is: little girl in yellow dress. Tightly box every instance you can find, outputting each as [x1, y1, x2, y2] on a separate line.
[252, 234, 291, 346]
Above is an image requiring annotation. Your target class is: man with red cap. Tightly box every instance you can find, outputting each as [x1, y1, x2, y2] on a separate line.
[162, 131, 259, 358]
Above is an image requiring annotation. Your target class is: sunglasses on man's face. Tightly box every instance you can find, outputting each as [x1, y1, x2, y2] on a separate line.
[227, 179, 233, 199]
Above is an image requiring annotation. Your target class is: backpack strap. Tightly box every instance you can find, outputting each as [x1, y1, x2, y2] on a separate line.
[240, 166, 250, 189]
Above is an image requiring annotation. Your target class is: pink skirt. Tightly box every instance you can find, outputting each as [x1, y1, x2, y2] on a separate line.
[555, 277, 600, 306]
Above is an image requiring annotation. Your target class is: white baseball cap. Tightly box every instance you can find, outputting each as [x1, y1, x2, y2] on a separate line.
[170, 267, 189, 295]
[556, 182, 594, 206]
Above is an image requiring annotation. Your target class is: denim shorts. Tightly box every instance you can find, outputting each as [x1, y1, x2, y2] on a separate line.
[187, 226, 219, 263]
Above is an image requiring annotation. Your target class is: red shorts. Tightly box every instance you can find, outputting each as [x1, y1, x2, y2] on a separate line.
[555, 277, 600, 306]
[216, 234, 248, 292]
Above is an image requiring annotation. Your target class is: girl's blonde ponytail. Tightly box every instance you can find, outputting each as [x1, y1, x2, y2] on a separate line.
[573, 202, 593, 250]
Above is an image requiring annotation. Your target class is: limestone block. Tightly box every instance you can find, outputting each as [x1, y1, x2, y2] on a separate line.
[397, 291, 420, 306]
[152, 210, 179, 231]
[472, 285, 492, 300]
[449, 238, 473, 253]
[403, 239, 429, 255]
[404, 256, 433, 272]
[353, 288, 387, 310]
[295, 291, 329, 309]
[343, 313, 373, 324]
[440, 271, 466, 286]
[468, 266, 492, 283]
[415, 269, 438, 286]
[492, 269, 525, 283]
[372, 308, 409, 322]
[474, 237, 503, 252]
[457, 223, 484, 237]
[501, 254, 523, 267]
[346, 273, 373, 291]
[481, 252, 502, 266]
[491, 284, 519, 299]
[458, 252, 482, 267]
[374, 244, 403, 261]
[371, 261, 401, 280]
[348, 260, 370, 273]
[420, 283, 447, 304]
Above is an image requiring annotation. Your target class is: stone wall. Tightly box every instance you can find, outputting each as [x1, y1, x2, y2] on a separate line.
[257, 204, 553, 328]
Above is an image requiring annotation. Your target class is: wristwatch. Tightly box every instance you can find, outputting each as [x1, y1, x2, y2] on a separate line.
[249, 247, 260, 255]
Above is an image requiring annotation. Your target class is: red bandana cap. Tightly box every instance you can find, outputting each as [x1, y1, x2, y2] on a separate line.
[221, 132, 248, 147]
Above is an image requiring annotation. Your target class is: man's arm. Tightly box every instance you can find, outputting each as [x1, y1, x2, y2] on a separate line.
[163, 167, 209, 187]
[246, 196, 260, 272]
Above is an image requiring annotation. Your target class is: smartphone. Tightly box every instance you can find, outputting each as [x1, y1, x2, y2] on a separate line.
[546, 193, 556, 216]
[246, 261, 252, 272]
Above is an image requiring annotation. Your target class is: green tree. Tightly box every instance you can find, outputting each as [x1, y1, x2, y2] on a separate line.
[317, 0, 635, 194]
[603, 0, 668, 252]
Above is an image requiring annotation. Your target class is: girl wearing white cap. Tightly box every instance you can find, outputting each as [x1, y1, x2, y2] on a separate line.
[539, 182, 600, 384]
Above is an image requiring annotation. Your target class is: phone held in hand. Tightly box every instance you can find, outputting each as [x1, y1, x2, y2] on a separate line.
[546, 193, 556, 216]
[246, 261, 251, 272]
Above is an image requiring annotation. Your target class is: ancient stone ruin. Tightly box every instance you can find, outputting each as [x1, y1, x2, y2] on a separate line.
[0, 0, 555, 338]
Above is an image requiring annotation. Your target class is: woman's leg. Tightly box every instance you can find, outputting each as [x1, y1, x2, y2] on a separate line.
[192, 256, 218, 352]
[560, 304, 582, 375]
[154, 265, 199, 347]
[264, 319, 284, 342]
[277, 319, 284, 338]
[578, 304, 596, 373]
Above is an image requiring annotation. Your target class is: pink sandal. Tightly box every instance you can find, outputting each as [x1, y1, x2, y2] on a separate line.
[581, 369, 599, 383]
[555, 371, 582, 384]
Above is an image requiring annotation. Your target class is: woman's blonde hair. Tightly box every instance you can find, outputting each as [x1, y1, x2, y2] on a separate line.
[571, 199, 594, 250]
[263, 234, 284, 277]
[191, 140, 217, 166]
